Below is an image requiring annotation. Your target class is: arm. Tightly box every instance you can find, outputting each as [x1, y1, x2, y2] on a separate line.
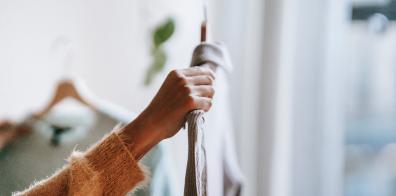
[14, 66, 215, 196]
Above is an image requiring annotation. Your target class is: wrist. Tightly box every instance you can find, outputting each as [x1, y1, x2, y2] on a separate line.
[118, 114, 163, 160]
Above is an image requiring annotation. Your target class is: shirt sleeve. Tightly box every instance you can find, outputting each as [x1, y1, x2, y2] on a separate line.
[14, 132, 149, 196]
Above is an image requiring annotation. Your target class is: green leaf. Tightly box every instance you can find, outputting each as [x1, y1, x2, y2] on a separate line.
[144, 48, 167, 85]
[144, 17, 176, 86]
[153, 18, 175, 48]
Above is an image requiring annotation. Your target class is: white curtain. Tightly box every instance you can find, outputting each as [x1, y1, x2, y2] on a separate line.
[211, 0, 350, 195]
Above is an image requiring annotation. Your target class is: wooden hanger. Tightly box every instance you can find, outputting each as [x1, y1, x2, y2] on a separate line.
[34, 79, 95, 118]
[34, 37, 97, 119]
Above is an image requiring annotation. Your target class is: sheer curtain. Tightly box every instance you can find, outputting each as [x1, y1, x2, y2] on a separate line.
[211, 0, 350, 195]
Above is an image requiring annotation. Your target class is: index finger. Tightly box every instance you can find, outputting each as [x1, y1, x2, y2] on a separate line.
[179, 67, 216, 80]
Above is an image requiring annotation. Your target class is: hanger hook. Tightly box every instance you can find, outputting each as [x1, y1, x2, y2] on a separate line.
[50, 36, 74, 79]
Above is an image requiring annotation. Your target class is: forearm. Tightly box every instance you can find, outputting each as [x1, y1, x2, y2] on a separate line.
[117, 111, 163, 160]
[17, 129, 148, 195]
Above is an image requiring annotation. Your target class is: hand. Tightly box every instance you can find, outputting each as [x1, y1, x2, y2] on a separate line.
[119, 66, 216, 159]
[142, 66, 215, 139]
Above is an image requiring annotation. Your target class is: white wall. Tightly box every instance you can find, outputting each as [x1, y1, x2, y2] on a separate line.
[0, 0, 204, 192]
[0, 0, 202, 120]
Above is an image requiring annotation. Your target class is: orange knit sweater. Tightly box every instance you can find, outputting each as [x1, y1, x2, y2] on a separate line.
[14, 132, 148, 196]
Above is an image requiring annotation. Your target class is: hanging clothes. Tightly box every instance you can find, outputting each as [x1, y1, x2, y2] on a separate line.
[184, 43, 244, 196]
[184, 110, 207, 196]
[0, 99, 178, 196]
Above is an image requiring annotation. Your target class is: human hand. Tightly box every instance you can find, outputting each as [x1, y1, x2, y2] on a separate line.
[120, 66, 216, 159]
[140, 66, 216, 139]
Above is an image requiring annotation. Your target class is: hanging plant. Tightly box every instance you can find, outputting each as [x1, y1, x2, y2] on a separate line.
[144, 17, 175, 86]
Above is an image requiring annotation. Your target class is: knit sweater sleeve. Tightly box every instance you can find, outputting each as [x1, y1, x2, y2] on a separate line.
[14, 132, 148, 196]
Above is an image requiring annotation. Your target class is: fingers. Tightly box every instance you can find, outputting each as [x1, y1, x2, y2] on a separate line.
[184, 86, 214, 112]
[168, 67, 215, 86]
[186, 75, 214, 85]
[167, 68, 216, 113]
[187, 96, 213, 112]
[168, 68, 216, 96]
[179, 67, 215, 80]
[195, 97, 212, 112]
[190, 85, 215, 98]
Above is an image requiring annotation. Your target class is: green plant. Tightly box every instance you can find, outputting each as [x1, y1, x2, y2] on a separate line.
[144, 18, 175, 86]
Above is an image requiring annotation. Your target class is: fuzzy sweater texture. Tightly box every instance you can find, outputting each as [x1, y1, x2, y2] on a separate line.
[14, 131, 148, 196]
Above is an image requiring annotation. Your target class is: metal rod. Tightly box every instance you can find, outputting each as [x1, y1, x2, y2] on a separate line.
[200, 1, 208, 42]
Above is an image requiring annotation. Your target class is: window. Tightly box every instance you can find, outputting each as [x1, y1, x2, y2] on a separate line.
[345, 1, 396, 195]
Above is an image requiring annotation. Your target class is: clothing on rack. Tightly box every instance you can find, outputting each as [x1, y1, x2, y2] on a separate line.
[184, 110, 207, 196]
[0, 121, 31, 151]
[9, 42, 242, 196]
[184, 43, 244, 196]
[0, 99, 178, 196]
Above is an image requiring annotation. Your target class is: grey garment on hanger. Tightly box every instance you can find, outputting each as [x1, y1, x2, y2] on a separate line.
[0, 110, 116, 196]
[0, 101, 178, 196]
[184, 43, 244, 196]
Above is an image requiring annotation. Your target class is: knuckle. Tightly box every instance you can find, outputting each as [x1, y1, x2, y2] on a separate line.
[204, 100, 212, 112]
[195, 66, 205, 72]
[170, 70, 189, 86]
[206, 76, 214, 85]
[182, 85, 192, 94]
[193, 66, 201, 70]
[200, 67, 215, 78]
[209, 87, 215, 96]
[178, 77, 188, 86]
[170, 69, 183, 78]
[208, 70, 216, 79]
[185, 96, 196, 108]
[207, 100, 213, 107]
[169, 69, 178, 76]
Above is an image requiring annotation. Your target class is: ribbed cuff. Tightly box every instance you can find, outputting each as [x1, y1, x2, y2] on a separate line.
[83, 132, 148, 195]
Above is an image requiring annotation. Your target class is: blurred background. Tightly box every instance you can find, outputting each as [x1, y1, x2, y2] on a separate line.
[1, 0, 396, 195]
